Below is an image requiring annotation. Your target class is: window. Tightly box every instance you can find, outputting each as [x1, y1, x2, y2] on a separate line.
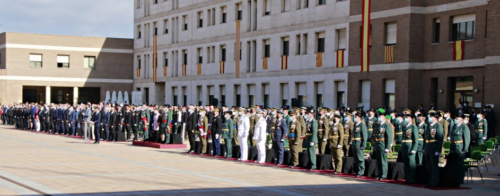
[211, 8, 216, 26]
[136, 0, 141, 9]
[304, 0, 309, 8]
[153, 22, 158, 36]
[182, 50, 187, 65]
[264, 0, 271, 15]
[236, 3, 242, 21]
[296, 34, 301, 55]
[263, 84, 270, 108]
[303, 33, 308, 54]
[198, 11, 203, 28]
[296, 0, 302, 10]
[282, 37, 289, 56]
[337, 29, 347, 50]
[220, 45, 226, 62]
[153, 0, 158, 4]
[84, 56, 95, 69]
[235, 85, 241, 107]
[206, 47, 211, 63]
[433, 18, 440, 43]
[452, 14, 475, 41]
[221, 6, 227, 23]
[164, 52, 168, 67]
[137, 56, 141, 69]
[172, 0, 179, 10]
[316, 32, 325, 53]
[385, 22, 397, 45]
[182, 15, 188, 31]
[197, 48, 203, 64]
[137, 25, 141, 39]
[29, 54, 42, 68]
[57, 55, 69, 68]
[316, 82, 324, 107]
[318, 0, 326, 5]
[281, 83, 288, 107]
[282, 0, 290, 12]
[164, 19, 169, 34]
[385, 79, 396, 111]
[264, 39, 270, 58]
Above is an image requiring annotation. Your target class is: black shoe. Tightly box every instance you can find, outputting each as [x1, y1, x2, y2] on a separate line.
[355, 174, 362, 177]
[375, 177, 381, 180]
[333, 171, 338, 174]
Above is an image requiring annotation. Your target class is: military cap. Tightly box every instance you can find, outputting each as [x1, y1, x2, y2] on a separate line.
[199, 109, 206, 113]
[301, 107, 307, 110]
[430, 113, 441, 118]
[256, 110, 263, 114]
[250, 106, 256, 109]
[277, 110, 283, 114]
[404, 114, 413, 118]
[213, 108, 219, 112]
[416, 113, 426, 117]
[289, 112, 296, 116]
[334, 114, 342, 119]
[344, 113, 352, 117]
[272, 107, 278, 111]
[378, 108, 386, 115]
[306, 109, 315, 114]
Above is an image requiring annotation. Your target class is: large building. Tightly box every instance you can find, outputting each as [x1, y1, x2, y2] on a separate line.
[0, 32, 134, 104]
[135, 0, 499, 134]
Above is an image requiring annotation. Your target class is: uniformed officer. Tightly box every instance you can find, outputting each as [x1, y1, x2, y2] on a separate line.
[401, 114, 418, 183]
[343, 113, 354, 157]
[238, 108, 250, 161]
[198, 109, 209, 154]
[160, 107, 171, 144]
[416, 113, 426, 165]
[394, 113, 404, 144]
[288, 112, 302, 168]
[304, 109, 318, 170]
[212, 108, 222, 156]
[317, 108, 330, 155]
[232, 108, 240, 146]
[352, 113, 368, 177]
[366, 109, 377, 141]
[329, 114, 344, 173]
[273, 111, 288, 165]
[424, 112, 444, 188]
[254, 110, 267, 163]
[249, 106, 257, 147]
[373, 111, 393, 180]
[476, 112, 488, 144]
[446, 114, 470, 185]
[437, 110, 449, 164]
[222, 111, 234, 158]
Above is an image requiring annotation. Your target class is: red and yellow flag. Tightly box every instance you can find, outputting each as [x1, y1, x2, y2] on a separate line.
[182, 65, 187, 76]
[220, 61, 225, 74]
[263, 57, 268, 70]
[197, 64, 202, 75]
[153, 35, 157, 82]
[136, 69, 140, 77]
[164, 66, 167, 77]
[361, 0, 371, 72]
[281, 56, 288, 70]
[337, 50, 344, 68]
[453, 40, 464, 61]
[316, 52, 323, 67]
[384, 45, 395, 63]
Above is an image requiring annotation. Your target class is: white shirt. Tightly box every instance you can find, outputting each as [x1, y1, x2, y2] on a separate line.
[253, 117, 267, 141]
[238, 115, 250, 137]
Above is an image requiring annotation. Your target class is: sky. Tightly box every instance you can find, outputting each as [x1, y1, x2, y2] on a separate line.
[0, 0, 133, 38]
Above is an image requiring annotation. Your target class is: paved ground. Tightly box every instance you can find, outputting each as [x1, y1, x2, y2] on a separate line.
[0, 124, 499, 196]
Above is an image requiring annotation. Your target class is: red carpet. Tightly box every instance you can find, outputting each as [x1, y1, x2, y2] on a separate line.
[132, 141, 187, 149]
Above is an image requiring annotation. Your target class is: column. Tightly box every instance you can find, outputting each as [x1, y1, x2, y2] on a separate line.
[46, 86, 51, 104]
[73, 87, 78, 105]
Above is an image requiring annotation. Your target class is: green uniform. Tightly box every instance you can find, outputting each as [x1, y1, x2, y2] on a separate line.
[232, 115, 239, 146]
[284, 114, 292, 147]
[160, 111, 171, 144]
[367, 116, 376, 141]
[402, 123, 418, 183]
[199, 115, 209, 154]
[343, 120, 354, 157]
[222, 118, 234, 158]
[140, 109, 150, 140]
[249, 114, 256, 146]
[476, 118, 488, 144]
[448, 122, 470, 184]
[394, 119, 403, 144]
[374, 121, 393, 179]
[329, 122, 344, 172]
[424, 122, 444, 188]
[318, 115, 330, 154]
[288, 119, 303, 166]
[352, 121, 368, 175]
[416, 122, 426, 165]
[438, 118, 449, 164]
[305, 118, 318, 170]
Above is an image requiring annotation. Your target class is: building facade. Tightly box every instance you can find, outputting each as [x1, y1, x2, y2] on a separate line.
[0, 32, 134, 105]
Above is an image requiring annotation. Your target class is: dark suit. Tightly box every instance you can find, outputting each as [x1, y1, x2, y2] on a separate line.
[110, 111, 117, 141]
[211, 115, 222, 156]
[186, 112, 198, 151]
[273, 118, 288, 164]
[102, 111, 111, 140]
[92, 111, 101, 143]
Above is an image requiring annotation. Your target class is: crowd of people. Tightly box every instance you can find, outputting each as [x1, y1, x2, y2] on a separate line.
[0, 102, 497, 187]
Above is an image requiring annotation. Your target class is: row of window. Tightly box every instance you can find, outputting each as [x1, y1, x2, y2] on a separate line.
[28, 54, 95, 69]
[143, 0, 331, 11]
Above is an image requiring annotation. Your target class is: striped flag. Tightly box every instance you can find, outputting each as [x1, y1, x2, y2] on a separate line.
[153, 35, 157, 82]
[220, 61, 225, 74]
[384, 45, 395, 63]
[164, 66, 167, 77]
[281, 56, 287, 70]
[336, 50, 344, 68]
[361, 0, 371, 72]
[316, 52, 323, 67]
[136, 69, 140, 77]
[182, 65, 186, 76]
[453, 40, 464, 61]
[263, 57, 268, 70]
[197, 64, 202, 75]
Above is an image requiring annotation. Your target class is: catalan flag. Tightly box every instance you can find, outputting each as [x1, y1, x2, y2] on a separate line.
[316, 52, 323, 67]
[361, 0, 371, 72]
[384, 45, 395, 63]
[220, 61, 225, 74]
[453, 40, 464, 61]
[263, 57, 268, 70]
[281, 56, 287, 70]
[197, 64, 202, 75]
[182, 65, 187, 76]
[336, 50, 344, 68]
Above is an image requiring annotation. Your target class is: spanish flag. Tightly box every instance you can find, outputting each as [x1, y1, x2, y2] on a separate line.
[316, 52, 323, 67]
[384, 45, 395, 63]
[182, 65, 187, 76]
[263, 57, 268, 70]
[164, 66, 167, 77]
[136, 69, 140, 77]
[336, 50, 344, 68]
[197, 64, 202, 75]
[453, 40, 464, 61]
[220, 61, 225, 74]
[281, 56, 287, 70]
[361, 0, 371, 72]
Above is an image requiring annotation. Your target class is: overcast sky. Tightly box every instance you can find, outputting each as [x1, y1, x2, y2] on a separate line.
[0, 0, 133, 38]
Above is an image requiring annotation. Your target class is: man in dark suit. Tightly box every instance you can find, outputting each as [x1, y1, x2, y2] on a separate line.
[273, 111, 288, 165]
[211, 108, 222, 156]
[109, 107, 117, 141]
[485, 105, 496, 139]
[186, 106, 198, 153]
[92, 107, 101, 144]
[102, 107, 111, 141]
